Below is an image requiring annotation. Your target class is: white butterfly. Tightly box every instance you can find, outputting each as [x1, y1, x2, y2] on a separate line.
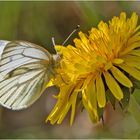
[0, 40, 60, 110]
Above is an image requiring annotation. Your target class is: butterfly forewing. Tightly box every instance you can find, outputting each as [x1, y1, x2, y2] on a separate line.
[0, 40, 54, 110]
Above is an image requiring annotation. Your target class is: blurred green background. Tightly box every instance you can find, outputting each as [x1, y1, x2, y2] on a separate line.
[0, 1, 140, 139]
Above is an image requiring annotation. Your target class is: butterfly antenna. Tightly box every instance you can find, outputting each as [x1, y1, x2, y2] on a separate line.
[62, 24, 80, 46]
[52, 37, 58, 54]
[52, 37, 56, 47]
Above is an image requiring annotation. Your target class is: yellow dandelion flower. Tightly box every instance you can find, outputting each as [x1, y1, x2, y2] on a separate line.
[47, 12, 140, 126]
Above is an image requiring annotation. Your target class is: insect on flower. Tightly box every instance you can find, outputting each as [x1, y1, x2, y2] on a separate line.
[0, 26, 80, 110]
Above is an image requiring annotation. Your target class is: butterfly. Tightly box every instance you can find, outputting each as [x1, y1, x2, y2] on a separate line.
[0, 40, 60, 110]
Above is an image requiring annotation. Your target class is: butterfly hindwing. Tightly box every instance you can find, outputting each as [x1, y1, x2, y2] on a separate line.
[0, 40, 54, 110]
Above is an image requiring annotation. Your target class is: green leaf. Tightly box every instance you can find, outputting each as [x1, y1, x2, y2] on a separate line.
[120, 87, 131, 110]
[129, 76, 140, 89]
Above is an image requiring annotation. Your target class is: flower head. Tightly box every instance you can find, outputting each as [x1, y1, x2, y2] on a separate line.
[47, 12, 140, 125]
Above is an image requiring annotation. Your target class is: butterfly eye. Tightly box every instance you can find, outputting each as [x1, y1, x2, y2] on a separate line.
[53, 54, 61, 62]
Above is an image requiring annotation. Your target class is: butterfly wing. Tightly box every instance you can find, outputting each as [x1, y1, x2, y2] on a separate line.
[0, 40, 54, 110]
[0, 40, 9, 60]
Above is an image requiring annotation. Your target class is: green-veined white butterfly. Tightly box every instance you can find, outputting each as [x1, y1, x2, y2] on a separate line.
[0, 40, 60, 110]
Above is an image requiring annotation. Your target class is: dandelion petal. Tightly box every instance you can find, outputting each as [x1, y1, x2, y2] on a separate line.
[96, 76, 106, 107]
[86, 80, 99, 122]
[119, 63, 140, 81]
[111, 66, 133, 88]
[129, 49, 140, 57]
[104, 71, 123, 100]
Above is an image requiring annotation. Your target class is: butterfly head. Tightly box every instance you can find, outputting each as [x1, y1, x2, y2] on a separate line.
[52, 53, 62, 68]
[47, 53, 62, 77]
